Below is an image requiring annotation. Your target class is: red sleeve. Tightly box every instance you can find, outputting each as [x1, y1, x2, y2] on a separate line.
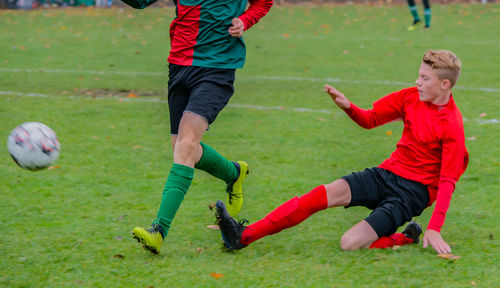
[427, 118, 468, 232]
[427, 180, 454, 232]
[344, 90, 406, 129]
[238, 0, 273, 30]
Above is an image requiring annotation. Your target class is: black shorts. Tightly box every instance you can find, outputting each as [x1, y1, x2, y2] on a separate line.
[342, 167, 429, 237]
[167, 64, 236, 134]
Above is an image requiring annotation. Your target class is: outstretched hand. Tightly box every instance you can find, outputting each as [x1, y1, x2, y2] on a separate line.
[423, 229, 452, 254]
[229, 18, 244, 38]
[324, 84, 350, 110]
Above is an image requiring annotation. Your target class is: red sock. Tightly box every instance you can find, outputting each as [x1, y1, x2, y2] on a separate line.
[369, 233, 414, 249]
[241, 185, 328, 246]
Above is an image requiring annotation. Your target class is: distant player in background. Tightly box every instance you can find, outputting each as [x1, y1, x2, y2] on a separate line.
[216, 49, 468, 255]
[120, 0, 273, 254]
[407, 0, 431, 30]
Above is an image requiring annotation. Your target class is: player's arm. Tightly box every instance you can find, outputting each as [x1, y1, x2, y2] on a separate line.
[324, 84, 405, 129]
[423, 129, 468, 254]
[229, 0, 273, 38]
[120, 0, 159, 9]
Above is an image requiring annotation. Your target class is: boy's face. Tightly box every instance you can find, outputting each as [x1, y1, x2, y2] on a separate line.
[416, 62, 447, 104]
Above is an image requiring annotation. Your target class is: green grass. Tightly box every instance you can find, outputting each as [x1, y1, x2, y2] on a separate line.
[1, 3, 499, 287]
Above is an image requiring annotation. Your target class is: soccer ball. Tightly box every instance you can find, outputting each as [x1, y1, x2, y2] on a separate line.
[7, 122, 61, 171]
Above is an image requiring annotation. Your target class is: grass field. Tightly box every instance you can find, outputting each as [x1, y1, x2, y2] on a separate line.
[1, 3, 499, 287]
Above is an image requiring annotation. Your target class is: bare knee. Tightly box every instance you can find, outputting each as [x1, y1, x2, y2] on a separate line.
[174, 137, 199, 164]
[340, 220, 378, 250]
[340, 233, 365, 251]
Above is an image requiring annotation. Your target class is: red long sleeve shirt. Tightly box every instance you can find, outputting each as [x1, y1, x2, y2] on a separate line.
[344, 87, 469, 232]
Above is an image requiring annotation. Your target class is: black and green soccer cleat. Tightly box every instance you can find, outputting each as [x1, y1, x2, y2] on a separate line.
[215, 200, 248, 251]
[132, 224, 164, 254]
[407, 19, 422, 31]
[402, 221, 423, 244]
[225, 161, 249, 217]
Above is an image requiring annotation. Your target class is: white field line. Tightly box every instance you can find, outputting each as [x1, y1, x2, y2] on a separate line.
[1, 90, 498, 125]
[0, 68, 499, 93]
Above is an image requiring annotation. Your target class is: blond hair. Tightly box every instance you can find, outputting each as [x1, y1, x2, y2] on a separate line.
[423, 49, 462, 88]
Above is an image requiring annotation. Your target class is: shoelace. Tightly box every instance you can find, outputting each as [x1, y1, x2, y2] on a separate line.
[146, 224, 160, 234]
[237, 218, 249, 227]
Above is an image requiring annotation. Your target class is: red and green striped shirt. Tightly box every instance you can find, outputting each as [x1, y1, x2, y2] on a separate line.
[122, 0, 273, 69]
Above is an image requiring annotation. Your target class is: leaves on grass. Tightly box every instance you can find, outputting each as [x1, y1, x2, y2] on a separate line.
[386, 130, 392, 136]
[197, 247, 203, 254]
[210, 272, 224, 279]
[479, 113, 487, 117]
[127, 92, 138, 98]
[437, 253, 462, 260]
[208, 203, 216, 210]
[48, 165, 61, 170]
[113, 254, 125, 259]
[116, 214, 127, 221]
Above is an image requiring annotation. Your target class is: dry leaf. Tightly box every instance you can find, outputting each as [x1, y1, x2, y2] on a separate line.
[283, 33, 290, 37]
[133, 145, 142, 149]
[437, 253, 462, 260]
[113, 254, 125, 259]
[197, 247, 203, 254]
[206, 225, 219, 230]
[127, 92, 138, 98]
[116, 214, 127, 221]
[317, 118, 326, 122]
[386, 130, 393, 136]
[208, 203, 216, 210]
[48, 165, 61, 170]
[479, 113, 487, 117]
[210, 272, 224, 279]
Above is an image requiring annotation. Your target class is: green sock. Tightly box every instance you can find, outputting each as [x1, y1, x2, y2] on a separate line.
[155, 163, 194, 238]
[195, 142, 237, 184]
[424, 8, 431, 27]
[409, 5, 420, 22]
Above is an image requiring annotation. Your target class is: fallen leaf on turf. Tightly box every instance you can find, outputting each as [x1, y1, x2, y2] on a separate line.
[210, 272, 224, 279]
[48, 165, 61, 170]
[116, 214, 127, 221]
[386, 130, 392, 136]
[437, 253, 462, 260]
[127, 92, 138, 98]
[113, 254, 125, 259]
[133, 145, 142, 149]
[479, 113, 487, 117]
[197, 247, 203, 254]
[392, 245, 401, 250]
[206, 225, 219, 230]
[208, 203, 215, 210]
[317, 118, 326, 121]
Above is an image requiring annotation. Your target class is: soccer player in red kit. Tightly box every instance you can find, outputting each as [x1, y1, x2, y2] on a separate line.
[215, 49, 468, 255]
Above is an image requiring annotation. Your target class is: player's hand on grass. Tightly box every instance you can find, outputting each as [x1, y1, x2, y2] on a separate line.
[423, 229, 451, 254]
[229, 18, 244, 38]
[324, 84, 350, 109]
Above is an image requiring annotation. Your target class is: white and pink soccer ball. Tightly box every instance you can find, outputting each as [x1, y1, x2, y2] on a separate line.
[7, 122, 60, 171]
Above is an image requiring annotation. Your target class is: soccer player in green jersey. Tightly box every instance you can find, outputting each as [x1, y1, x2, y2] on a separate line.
[120, 0, 273, 254]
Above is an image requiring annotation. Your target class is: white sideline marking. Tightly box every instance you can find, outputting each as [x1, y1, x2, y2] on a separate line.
[0, 68, 498, 93]
[1, 90, 498, 125]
